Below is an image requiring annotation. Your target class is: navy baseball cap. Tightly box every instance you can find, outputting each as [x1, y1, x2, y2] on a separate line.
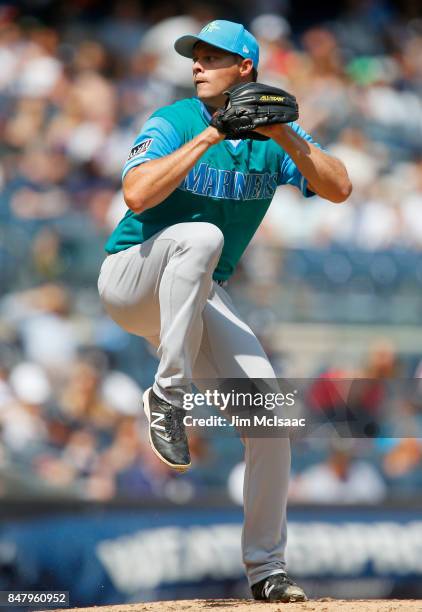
[175, 20, 259, 69]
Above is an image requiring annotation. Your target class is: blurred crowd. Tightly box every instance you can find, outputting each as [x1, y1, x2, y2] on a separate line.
[1, 0, 422, 503]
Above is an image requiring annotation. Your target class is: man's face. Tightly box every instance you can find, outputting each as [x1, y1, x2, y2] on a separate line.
[192, 42, 250, 107]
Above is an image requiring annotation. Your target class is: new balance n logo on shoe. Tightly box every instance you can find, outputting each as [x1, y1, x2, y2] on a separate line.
[150, 411, 172, 441]
[263, 582, 275, 599]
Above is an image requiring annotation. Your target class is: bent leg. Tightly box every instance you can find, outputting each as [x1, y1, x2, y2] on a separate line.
[98, 222, 223, 407]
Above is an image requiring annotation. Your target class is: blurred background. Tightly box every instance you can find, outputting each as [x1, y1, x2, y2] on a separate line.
[1, 0, 422, 607]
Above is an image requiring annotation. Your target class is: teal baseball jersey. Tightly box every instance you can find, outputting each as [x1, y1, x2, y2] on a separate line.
[105, 97, 320, 281]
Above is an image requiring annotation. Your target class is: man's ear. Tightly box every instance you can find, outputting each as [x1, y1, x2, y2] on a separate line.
[239, 58, 254, 79]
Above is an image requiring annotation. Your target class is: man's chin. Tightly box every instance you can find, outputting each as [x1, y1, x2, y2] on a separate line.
[196, 89, 225, 109]
[196, 87, 213, 100]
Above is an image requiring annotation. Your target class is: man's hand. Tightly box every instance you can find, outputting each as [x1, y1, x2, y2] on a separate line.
[204, 126, 226, 145]
[253, 124, 286, 139]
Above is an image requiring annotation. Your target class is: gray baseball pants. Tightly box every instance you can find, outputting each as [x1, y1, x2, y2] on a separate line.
[97, 222, 290, 586]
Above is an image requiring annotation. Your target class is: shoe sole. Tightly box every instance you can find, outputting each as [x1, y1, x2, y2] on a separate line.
[286, 595, 308, 603]
[143, 388, 191, 473]
[253, 595, 307, 603]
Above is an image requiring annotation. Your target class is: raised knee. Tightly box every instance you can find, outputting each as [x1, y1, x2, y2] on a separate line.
[183, 223, 224, 257]
[200, 223, 224, 254]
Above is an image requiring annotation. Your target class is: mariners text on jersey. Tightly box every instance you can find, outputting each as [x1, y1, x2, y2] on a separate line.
[180, 163, 279, 200]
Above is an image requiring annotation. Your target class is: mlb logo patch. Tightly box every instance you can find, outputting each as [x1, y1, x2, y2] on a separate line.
[127, 139, 153, 161]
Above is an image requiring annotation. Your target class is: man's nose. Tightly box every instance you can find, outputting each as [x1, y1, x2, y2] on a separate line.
[192, 59, 204, 74]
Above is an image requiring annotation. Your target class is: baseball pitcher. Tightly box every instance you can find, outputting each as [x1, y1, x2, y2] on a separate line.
[98, 20, 352, 603]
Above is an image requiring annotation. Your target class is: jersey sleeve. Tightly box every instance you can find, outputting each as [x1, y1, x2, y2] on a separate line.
[122, 116, 182, 180]
[278, 122, 322, 197]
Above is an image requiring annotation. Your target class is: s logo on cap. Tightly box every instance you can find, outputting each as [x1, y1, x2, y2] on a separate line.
[200, 22, 221, 33]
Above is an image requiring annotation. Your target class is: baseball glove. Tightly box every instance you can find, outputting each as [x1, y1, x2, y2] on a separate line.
[210, 82, 299, 141]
